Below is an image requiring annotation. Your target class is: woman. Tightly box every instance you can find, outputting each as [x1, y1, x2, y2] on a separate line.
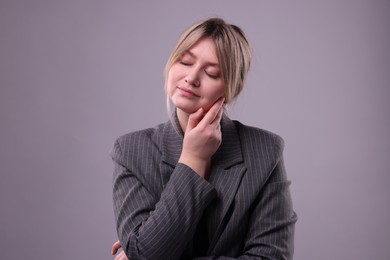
[111, 18, 297, 259]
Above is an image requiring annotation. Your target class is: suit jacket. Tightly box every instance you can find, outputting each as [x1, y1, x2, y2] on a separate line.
[111, 114, 297, 260]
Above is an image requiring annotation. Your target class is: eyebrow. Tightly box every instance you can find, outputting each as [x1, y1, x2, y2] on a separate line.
[185, 50, 220, 67]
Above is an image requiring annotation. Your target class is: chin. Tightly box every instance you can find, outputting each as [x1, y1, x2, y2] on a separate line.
[172, 101, 198, 114]
[175, 105, 199, 115]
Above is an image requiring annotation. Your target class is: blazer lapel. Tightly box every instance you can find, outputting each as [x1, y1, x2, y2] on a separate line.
[159, 115, 184, 185]
[207, 115, 246, 251]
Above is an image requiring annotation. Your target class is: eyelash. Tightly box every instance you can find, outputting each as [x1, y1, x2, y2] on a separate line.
[180, 61, 191, 66]
[206, 73, 219, 79]
[179, 60, 219, 79]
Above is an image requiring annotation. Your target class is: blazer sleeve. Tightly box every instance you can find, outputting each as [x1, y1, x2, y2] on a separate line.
[111, 139, 217, 260]
[194, 141, 297, 260]
[241, 154, 297, 260]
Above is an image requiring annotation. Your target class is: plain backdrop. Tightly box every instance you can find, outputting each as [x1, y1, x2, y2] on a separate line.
[1, 1, 389, 259]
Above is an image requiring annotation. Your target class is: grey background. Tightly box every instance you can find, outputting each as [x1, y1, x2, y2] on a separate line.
[1, 1, 389, 259]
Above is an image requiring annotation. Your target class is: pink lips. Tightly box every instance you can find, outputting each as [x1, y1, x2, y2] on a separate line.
[177, 86, 200, 97]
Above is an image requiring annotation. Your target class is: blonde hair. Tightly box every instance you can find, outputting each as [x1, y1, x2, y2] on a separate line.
[164, 18, 252, 104]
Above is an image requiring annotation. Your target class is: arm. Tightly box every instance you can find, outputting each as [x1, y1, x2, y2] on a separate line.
[112, 145, 216, 260]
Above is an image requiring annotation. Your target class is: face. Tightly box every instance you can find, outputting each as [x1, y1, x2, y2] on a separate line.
[167, 37, 225, 114]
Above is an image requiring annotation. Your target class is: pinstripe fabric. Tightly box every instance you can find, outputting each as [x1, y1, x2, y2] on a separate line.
[111, 114, 297, 259]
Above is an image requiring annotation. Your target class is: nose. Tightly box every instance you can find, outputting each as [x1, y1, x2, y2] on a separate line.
[185, 68, 200, 87]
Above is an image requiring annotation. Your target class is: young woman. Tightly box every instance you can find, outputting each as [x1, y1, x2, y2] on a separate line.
[111, 18, 297, 260]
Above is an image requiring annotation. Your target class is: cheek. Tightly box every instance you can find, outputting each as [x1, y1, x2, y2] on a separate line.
[166, 69, 177, 96]
[209, 83, 225, 100]
[201, 83, 225, 110]
[218, 84, 225, 97]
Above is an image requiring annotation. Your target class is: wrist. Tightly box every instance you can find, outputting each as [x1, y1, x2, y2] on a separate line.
[178, 155, 210, 179]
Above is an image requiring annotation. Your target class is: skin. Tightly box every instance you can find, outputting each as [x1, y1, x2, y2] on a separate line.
[167, 37, 225, 178]
[111, 241, 126, 260]
[112, 37, 225, 258]
[167, 37, 224, 119]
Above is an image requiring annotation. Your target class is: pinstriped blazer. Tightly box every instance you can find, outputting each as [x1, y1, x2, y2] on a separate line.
[111, 114, 297, 260]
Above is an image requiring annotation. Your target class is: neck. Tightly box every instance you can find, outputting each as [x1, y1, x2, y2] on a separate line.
[176, 108, 189, 133]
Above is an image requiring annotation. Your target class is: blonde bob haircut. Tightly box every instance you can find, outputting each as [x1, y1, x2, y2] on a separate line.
[164, 18, 252, 104]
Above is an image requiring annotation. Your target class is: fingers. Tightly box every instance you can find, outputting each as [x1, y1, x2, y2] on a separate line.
[186, 107, 204, 132]
[114, 251, 128, 260]
[112, 240, 128, 260]
[200, 97, 225, 126]
[111, 240, 122, 255]
[186, 97, 224, 133]
[213, 105, 224, 126]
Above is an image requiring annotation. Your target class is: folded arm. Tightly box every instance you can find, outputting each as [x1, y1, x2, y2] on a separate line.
[112, 140, 217, 260]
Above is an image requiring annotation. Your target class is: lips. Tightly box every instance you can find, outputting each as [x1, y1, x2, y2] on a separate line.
[177, 86, 200, 97]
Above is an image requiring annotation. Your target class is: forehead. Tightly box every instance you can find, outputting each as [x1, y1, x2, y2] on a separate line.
[184, 37, 219, 63]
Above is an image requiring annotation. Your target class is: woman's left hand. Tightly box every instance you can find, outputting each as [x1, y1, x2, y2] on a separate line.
[111, 240, 128, 260]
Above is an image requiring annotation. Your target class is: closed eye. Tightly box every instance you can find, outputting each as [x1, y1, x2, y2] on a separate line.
[179, 60, 192, 66]
[205, 71, 220, 79]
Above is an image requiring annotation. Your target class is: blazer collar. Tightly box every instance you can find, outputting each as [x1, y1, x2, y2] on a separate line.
[161, 112, 243, 168]
[160, 113, 184, 167]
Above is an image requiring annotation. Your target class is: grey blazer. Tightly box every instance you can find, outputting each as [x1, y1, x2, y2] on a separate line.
[111, 114, 297, 259]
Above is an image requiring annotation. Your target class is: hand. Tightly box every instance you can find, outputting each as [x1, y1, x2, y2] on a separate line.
[111, 240, 128, 260]
[179, 97, 224, 178]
